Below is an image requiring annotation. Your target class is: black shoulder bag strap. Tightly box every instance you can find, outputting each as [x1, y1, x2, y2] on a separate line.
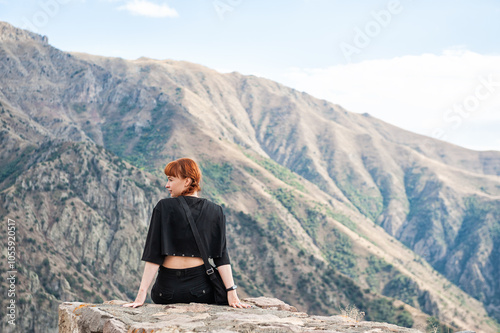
[178, 196, 229, 305]
[179, 196, 228, 305]
[178, 196, 213, 274]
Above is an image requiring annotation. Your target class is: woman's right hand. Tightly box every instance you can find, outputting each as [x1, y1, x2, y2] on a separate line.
[227, 290, 251, 309]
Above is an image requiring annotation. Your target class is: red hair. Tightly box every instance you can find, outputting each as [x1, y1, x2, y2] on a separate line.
[164, 158, 202, 196]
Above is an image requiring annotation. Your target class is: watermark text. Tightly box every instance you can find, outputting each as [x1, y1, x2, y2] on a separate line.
[6, 218, 17, 327]
[212, 0, 243, 20]
[339, 0, 407, 62]
[21, 0, 75, 34]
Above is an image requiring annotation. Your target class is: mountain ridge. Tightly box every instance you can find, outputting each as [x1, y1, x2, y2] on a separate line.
[1, 21, 499, 332]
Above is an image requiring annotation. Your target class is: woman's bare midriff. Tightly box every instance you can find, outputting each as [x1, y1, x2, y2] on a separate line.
[162, 255, 204, 269]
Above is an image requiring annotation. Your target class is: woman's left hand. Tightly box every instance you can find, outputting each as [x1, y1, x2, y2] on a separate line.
[122, 291, 147, 308]
[227, 290, 251, 309]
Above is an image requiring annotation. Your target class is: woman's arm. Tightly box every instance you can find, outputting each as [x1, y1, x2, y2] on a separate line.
[122, 261, 160, 308]
[217, 264, 251, 308]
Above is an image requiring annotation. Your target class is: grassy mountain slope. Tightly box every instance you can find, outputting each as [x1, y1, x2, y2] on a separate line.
[1, 21, 499, 332]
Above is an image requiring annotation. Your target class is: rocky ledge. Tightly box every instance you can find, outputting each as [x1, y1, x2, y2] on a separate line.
[59, 297, 424, 333]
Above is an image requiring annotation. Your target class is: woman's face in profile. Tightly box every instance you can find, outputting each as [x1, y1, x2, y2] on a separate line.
[165, 176, 189, 197]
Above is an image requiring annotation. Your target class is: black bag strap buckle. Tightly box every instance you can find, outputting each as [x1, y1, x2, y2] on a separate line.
[206, 267, 215, 275]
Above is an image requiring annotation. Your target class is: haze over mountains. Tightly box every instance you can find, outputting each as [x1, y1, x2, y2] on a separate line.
[0, 21, 499, 332]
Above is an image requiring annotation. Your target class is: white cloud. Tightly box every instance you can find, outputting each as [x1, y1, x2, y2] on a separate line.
[117, 0, 178, 18]
[279, 50, 500, 151]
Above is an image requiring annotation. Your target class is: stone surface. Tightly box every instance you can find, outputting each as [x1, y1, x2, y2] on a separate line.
[59, 297, 422, 333]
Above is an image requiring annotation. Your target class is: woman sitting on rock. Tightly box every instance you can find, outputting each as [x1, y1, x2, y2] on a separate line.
[123, 158, 249, 309]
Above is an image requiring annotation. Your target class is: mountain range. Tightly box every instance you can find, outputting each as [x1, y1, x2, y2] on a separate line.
[0, 21, 499, 333]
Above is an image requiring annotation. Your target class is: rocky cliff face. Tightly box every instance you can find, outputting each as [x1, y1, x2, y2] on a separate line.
[1, 21, 499, 333]
[58, 297, 423, 333]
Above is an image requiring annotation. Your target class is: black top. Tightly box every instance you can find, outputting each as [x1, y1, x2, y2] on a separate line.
[141, 196, 231, 267]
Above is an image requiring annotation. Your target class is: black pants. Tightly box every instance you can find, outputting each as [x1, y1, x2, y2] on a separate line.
[151, 264, 215, 304]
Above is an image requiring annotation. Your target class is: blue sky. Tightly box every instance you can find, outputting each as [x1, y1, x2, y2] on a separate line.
[1, 0, 500, 151]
